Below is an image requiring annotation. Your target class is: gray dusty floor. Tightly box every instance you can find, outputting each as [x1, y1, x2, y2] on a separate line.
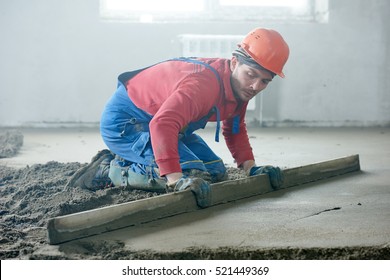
[1, 127, 389, 255]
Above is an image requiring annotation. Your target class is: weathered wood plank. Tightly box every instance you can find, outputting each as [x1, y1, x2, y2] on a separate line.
[281, 154, 360, 188]
[47, 154, 360, 244]
[47, 190, 198, 245]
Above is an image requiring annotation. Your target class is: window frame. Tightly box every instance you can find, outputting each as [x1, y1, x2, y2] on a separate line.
[100, 0, 328, 23]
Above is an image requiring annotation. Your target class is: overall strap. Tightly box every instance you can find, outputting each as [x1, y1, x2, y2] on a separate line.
[168, 57, 224, 93]
[118, 67, 151, 85]
[169, 57, 224, 142]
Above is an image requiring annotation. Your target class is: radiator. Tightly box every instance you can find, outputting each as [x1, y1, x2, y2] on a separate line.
[178, 34, 243, 58]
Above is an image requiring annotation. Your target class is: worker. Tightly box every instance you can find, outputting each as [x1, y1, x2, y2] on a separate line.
[69, 27, 289, 208]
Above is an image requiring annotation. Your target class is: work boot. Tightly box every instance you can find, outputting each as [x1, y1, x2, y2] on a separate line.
[182, 169, 212, 183]
[65, 149, 115, 191]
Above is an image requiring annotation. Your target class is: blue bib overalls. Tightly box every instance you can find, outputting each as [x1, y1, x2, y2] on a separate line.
[100, 58, 227, 190]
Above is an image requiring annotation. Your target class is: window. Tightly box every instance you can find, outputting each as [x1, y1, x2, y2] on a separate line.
[220, 0, 305, 6]
[100, 0, 328, 23]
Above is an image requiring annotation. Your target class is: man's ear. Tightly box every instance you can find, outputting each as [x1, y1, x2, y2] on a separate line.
[230, 56, 238, 71]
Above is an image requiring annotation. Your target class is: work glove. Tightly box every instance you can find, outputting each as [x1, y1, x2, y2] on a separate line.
[166, 177, 211, 208]
[248, 165, 284, 189]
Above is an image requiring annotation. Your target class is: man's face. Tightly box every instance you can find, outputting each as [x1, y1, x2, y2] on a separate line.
[230, 56, 274, 103]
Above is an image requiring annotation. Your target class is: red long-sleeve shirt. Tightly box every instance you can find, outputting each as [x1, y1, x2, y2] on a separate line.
[126, 58, 254, 176]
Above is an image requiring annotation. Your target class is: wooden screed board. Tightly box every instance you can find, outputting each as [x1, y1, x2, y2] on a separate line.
[47, 154, 360, 245]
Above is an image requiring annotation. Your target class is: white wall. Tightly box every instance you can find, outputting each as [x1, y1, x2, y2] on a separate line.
[0, 0, 389, 127]
[273, 0, 390, 126]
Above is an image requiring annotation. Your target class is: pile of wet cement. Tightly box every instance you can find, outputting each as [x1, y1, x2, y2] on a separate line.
[0, 130, 23, 158]
[0, 161, 246, 259]
[0, 161, 388, 260]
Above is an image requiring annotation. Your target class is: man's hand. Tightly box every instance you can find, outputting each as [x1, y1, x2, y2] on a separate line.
[166, 177, 211, 208]
[248, 165, 284, 189]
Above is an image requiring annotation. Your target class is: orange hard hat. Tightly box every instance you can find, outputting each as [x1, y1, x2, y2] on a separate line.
[239, 28, 289, 78]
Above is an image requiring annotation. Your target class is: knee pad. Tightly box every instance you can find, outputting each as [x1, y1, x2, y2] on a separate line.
[108, 160, 166, 192]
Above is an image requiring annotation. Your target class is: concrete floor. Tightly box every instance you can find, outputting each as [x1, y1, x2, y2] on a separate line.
[1, 127, 389, 253]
